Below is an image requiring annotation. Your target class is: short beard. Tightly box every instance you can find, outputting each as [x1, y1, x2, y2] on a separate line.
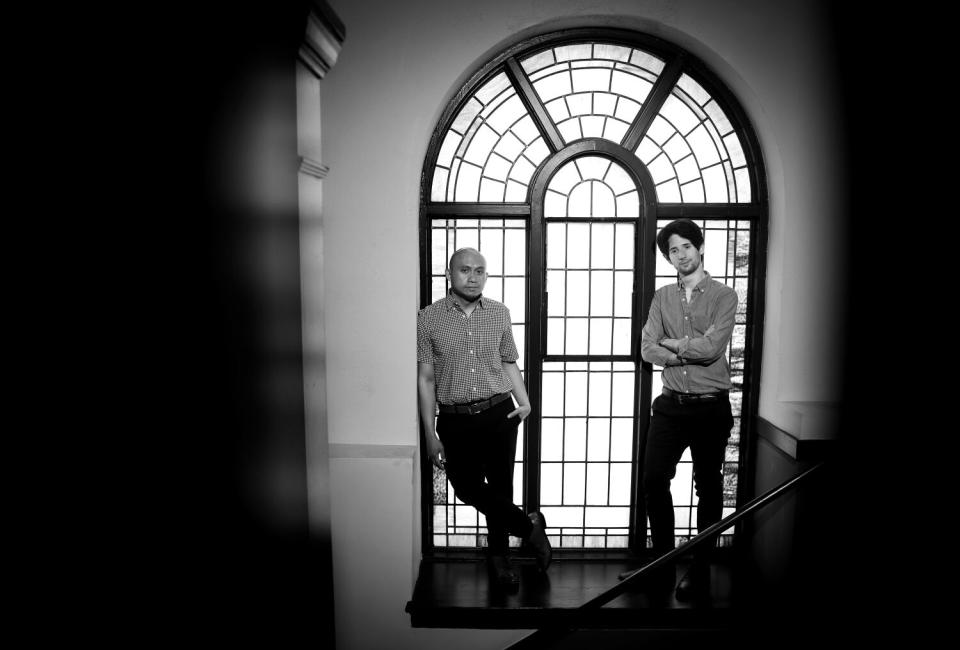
[678, 259, 700, 276]
[451, 287, 482, 303]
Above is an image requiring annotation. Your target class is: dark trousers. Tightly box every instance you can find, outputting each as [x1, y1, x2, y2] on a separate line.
[437, 398, 533, 554]
[642, 394, 733, 560]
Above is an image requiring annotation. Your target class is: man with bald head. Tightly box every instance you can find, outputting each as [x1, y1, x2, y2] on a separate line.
[417, 247, 551, 588]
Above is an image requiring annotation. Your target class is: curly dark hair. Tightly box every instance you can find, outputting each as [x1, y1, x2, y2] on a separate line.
[655, 219, 704, 259]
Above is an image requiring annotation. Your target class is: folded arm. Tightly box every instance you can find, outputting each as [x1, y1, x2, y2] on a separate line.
[674, 290, 738, 364]
[640, 293, 683, 367]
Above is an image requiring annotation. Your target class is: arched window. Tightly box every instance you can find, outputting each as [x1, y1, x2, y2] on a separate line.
[420, 29, 766, 553]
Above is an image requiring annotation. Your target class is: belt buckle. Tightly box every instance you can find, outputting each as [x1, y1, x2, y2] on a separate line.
[467, 401, 484, 415]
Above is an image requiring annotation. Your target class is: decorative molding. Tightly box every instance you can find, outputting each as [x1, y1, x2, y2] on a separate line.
[329, 444, 416, 459]
[299, 0, 345, 80]
[756, 416, 835, 462]
[299, 156, 329, 179]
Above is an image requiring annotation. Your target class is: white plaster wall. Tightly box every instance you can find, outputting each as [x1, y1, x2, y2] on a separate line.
[330, 455, 525, 649]
[317, 1, 846, 647]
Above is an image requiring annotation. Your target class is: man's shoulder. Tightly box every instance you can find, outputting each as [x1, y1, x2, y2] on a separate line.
[480, 296, 509, 312]
[418, 297, 450, 318]
[706, 277, 737, 298]
[652, 283, 675, 299]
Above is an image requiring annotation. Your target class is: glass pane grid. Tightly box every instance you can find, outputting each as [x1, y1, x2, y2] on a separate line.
[433, 71, 551, 203]
[519, 43, 664, 148]
[538, 153, 641, 549]
[544, 156, 640, 222]
[540, 361, 636, 548]
[545, 156, 637, 362]
[637, 73, 751, 203]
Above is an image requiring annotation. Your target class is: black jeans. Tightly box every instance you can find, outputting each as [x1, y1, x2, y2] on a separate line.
[642, 394, 733, 558]
[437, 397, 532, 554]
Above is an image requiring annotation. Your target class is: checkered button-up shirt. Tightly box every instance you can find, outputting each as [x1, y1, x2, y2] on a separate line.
[417, 293, 519, 405]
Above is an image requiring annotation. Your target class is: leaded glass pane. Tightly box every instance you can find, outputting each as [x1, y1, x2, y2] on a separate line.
[563, 463, 586, 504]
[518, 43, 665, 148]
[539, 361, 637, 547]
[586, 463, 609, 504]
[433, 72, 549, 202]
[610, 418, 633, 461]
[657, 179, 681, 202]
[612, 319, 631, 354]
[587, 418, 611, 461]
[565, 319, 589, 355]
[543, 159, 637, 359]
[541, 463, 562, 504]
[590, 271, 614, 315]
[638, 73, 752, 203]
[585, 506, 630, 528]
[609, 463, 632, 505]
[591, 223, 614, 267]
[539, 506, 584, 528]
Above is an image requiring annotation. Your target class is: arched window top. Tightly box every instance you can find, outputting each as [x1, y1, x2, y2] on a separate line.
[519, 42, 663, 149]
[432, 71, 549, 202]
[636, 72, 750, 203]
[544, 156, 639, 219]
[426, 31, 762, 207]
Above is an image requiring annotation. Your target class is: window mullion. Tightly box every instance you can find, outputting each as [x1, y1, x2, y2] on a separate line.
[657, 204, 761, 218]
[525, 181, 546, 516]
[425, 203, 531, 216]
[621, 54, 685, 152]
[505, 57, 565, 153]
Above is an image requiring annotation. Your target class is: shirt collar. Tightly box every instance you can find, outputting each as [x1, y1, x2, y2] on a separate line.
[676, 272, 712, 293]
[445, 291, 486, 312]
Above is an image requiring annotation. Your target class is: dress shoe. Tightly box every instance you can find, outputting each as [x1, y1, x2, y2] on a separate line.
[488, 554, 519, 590]
[675, 563, 710, 601]
[526, 511, 552, 572]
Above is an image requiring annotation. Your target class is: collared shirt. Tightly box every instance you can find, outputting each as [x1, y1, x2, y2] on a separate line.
[640, 273, 737, 394]
[417, 293, 519, 405]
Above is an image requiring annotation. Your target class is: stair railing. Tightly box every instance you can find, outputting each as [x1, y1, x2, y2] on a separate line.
[505, 460, 827, 649]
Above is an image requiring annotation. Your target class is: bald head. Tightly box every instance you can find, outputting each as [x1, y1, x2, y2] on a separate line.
[449, 247, 485, 270]
[447, 247, 488, 303]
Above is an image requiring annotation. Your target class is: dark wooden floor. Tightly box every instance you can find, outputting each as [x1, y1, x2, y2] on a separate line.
[406, 554, 742, 630]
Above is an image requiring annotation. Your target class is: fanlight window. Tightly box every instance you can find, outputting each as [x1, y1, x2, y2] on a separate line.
[432, 72, 549, 202]
[520, 44, 664, 146]
[635, 73, 751, 202]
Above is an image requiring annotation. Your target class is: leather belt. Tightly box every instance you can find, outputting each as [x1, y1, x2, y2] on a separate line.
[662, 387, 728, 404]
[439, 392, 512, 415]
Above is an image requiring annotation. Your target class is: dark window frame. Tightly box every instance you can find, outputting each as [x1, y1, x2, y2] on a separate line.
[419, 27, 768, 559]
